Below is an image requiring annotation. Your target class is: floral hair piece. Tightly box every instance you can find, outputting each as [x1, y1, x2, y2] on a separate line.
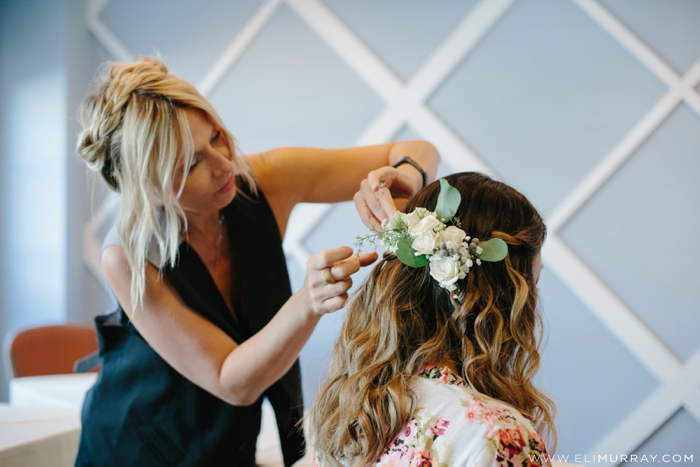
[356, 179, 508, 294]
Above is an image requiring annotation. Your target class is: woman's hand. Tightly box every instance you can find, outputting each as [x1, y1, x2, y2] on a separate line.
[354, 166, 422, 231]
[304, 247, 378, 316]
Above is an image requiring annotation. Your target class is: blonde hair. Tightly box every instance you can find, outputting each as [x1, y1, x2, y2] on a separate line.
[309, 172, 556, 465]
[77, 57, 256, 309]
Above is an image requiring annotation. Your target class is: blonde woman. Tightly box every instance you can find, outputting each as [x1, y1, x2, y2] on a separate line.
[74, 57, 439, 466]
[310, 172, 556, 466]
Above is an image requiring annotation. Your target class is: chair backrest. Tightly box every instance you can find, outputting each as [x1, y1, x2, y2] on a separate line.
[3, 324, 99, 379]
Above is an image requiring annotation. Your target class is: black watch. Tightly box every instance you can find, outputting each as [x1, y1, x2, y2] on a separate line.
[392, 156, 427, 188]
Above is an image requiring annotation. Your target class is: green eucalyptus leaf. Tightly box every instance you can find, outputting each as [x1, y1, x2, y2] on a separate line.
[435, 179, 461, 221]
[476, 238, 508, 262]
[396, 240, 430, 267]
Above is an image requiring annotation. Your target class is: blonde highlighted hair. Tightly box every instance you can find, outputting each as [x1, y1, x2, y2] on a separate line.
[77, 57, 256, 309]
[309, 172, 556, 465]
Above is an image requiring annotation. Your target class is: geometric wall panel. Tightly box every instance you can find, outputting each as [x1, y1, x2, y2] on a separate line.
[625, 409, 700, 464]
[391, 124, 421, 144]
[322, 0, 480, 81]
[209, 5, 385, 154]
[599, 0, 700, 75]
[102, 0, 266, 85]
[394, 125, 457, 179]
[537, 268, 659, 455]
[428, 0, 666, 217]
[560, 104, 700, 362]
[303, 202, 368, 261]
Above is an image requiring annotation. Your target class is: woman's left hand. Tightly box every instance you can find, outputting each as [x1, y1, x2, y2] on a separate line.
[354, 166, 421, 231]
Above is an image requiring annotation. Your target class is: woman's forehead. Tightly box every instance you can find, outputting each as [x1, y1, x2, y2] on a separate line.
[183, 108, 215, 151]
[184, 108, 212, 133]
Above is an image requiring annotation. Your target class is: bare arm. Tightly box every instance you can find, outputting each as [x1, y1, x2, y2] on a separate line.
[103, 244, 377, 406]
[247, 140, 440, 235]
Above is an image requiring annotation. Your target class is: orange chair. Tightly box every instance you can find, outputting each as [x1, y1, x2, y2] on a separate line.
[3, 324, 99, 379]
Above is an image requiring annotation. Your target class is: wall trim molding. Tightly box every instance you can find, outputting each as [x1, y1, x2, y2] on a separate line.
[85, 0, 700, 458]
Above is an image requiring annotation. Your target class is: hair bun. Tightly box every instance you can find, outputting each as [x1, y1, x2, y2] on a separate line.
[76, 57, 171, 190]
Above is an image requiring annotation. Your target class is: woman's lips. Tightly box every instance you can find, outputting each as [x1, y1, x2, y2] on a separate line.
[217, 175, 235, 194]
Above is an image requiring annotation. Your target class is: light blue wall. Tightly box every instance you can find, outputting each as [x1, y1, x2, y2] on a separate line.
[1, 0, 698, 460]
[0, 0, 68, 402]
[0, 0, 109, 403]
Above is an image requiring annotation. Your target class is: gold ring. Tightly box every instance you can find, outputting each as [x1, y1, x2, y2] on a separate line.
[322, 268, 336, 285]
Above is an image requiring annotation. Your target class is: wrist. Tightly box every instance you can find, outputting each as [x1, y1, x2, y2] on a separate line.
[395, 164, 423, 193]
[392, 156, 427, 190]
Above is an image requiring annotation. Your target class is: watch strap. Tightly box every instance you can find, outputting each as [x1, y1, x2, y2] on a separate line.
[392, 156, 427, 188]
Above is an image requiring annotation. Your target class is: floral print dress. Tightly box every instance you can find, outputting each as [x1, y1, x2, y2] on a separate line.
[314, 365, 551, 467]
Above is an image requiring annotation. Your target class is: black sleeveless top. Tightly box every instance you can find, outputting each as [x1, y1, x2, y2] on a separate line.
[75, 182, 305, 466]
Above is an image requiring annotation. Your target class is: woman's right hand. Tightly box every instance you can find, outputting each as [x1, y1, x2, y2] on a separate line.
[354, 165, 422, 231]
[304, 247, 378, 316]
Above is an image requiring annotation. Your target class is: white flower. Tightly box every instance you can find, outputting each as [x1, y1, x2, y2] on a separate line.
[412, 230, 439, 255]
[429, 255, 462, 291]
[403, 207, 431, 230]
[409, 214, 445, 237]
[439, 226, 467, 250]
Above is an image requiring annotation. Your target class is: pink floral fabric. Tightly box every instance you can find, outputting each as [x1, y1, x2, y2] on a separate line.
[314, 365, 551, 467]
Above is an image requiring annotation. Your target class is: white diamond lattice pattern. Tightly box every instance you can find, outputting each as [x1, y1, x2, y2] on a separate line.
[84, 0, 700, 460]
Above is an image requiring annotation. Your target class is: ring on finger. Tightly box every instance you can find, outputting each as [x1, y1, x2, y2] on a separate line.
[322, 268, 336, 285]
[379, 182, 388, 189]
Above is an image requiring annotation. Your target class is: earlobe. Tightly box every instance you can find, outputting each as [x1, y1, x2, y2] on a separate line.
[532, 253, 543, 284]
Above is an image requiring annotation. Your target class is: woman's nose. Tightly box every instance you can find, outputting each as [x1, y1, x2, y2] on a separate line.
[211, 150, 232, 175]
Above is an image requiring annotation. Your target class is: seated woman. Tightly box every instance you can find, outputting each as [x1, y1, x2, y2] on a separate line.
[309, 172, 556, 466]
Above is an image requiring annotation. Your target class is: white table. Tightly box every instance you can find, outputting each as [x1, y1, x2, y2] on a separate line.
[9, 373, 97, 410]
[7, 373, 312, 466]
[0, 403, 81, 467]
[1, 374, 94, 467]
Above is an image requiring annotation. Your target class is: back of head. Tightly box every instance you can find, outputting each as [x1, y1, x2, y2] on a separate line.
[76, 57, 255, 308]
[310, 172, 555, 464]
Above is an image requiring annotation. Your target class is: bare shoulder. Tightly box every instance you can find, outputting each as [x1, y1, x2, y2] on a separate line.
[245, 152, 277, 192]
[101, 245, 135, 298]
[101, 244, 129, 276]
[244, 151, 298, 237]
[100, 244, 172, 316]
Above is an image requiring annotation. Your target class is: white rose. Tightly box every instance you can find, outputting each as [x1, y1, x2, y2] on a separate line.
[409, 214, 445, 237]
[439, 226, 466, 250]
[403, 208, 430, 229]
[412, 230, 439, 255]
[429, 256, 462, 290]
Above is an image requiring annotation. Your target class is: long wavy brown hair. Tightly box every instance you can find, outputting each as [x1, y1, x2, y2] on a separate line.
[309, 172, 556, 465]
